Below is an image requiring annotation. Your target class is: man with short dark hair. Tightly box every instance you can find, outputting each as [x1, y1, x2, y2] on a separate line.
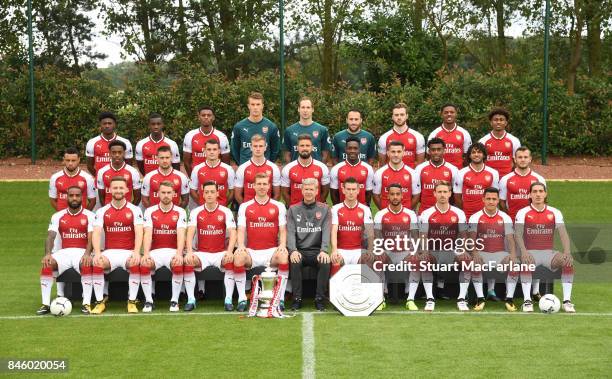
[86, 112, 133, 175]
[378, 103, 425, 168]
[283, 97, 331, 163]
[141, 146, 189, 208]
[96, 140, 141, 206]
[49, 147, 96, 211]
[330, 136, 374, 205]
[135, 113, 181, 175]
[183, 106, 231, 175]
[427, 103, 471, 168]
[479, 108, 520, 177]
[331, 109, 377, 166]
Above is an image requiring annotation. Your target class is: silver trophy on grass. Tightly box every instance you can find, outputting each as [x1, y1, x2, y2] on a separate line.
[248, 268, 288, 318]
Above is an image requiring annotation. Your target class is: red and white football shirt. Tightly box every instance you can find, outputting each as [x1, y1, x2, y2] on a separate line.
[141, 168, 189, 206]
[237, 198, 286, 250]
[189, 161, 236, 206]
[329, 160, 375, 205]
[280, 158, 330, 205]
[373, 164, 420, 209]
[453, 164, 499, 219]
[96, 163, 142, 204]
[86, 134, 133, 172]
[374, 207, 418, 252]
[499, 169, 546, 221]
[183, 127, 230, 167]
[427, 125, 472, 168]
[419, 205, 467, 247]
[331, 202, 373, 250]
[143, 204, 187, 250]
[48, 207, 95, 251]
[414, 160, 458, 214]
[377, 127, 425, 168]
[478, 132, 521, 177]
[94, 201, 143, 250]
[49, 168, 96, 210]
[188, 204, 235, 253]
[235, 159, 281, 203]
[468, 209, 513, 253]
[135, 135, 181, 174]
[515, 205, 564, 250]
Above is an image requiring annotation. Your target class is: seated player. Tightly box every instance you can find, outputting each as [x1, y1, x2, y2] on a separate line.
[419, 181, 467, 311]
[329, 136, 375, 206]
[91, 176, 144, 314]
[234, 134, 281, 204]
[373, 184, 419, 310]
[37, 186, 96, 315]
[141, 181, 187, 312]
[373, 141, 420, 210]
[467, 187, 517, 311]
[96, 140, 142, 206]
[141, 146, 189, 208]
[49, 146, 96, 211]
[514, 182, 575, 313]
[185, 181, 237, 311]
[287, 179, 331, 311]
[190, 139, 235, 207]
[234, 173, 289, 311]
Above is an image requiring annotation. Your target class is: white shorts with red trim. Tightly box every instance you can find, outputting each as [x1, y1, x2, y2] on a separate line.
[194, 251, 226, 271]
[528, 249, 557, 270]
[53, 248, 86, 275]
[338, 249, 362, 265]
[150, 248, 177, 270]
[481, 251, 510, 267]
[102, 249, 133, 272]
[387, 251, 410, 265]
[248, 247, 277, 268]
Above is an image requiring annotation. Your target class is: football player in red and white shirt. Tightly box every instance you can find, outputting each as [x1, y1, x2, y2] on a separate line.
[135, 113, 181, 175]
[183, 106, 230, 176]
[419, 181, 467, 311]
[467, 188, 517, 311]
[185, 181, 237, 311]
[377, 102, 425, 168]
[281, 134, 330, 205]
[49, 146, 96, 211]
[91, 176, 144, 314]
[373, 184, 419, 310]
[330, 177, 375, 274]
[373, 140, 420, 210]
[330, 136, 374, 205]
[414, 137, 458, 214]
[141, 146, 189, 208]
[453, 142, 499, 219]
[478, 108, 521, 177]
[499, 147, 546, 222]
[235, 134, 281, 204]
[96, 140, 142, 206]
[514, 182, 575, 313]
[234, 173, 288, 311]
[141, 181, 187, 312]
[86, 112, 133, 175]
[37, 186, 96, 315]
[190, 139, 236, 207]
[427, 103, 471, 168]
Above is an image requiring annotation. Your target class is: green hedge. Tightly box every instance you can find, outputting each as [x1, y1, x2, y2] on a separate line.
[1, 61, 610, 158]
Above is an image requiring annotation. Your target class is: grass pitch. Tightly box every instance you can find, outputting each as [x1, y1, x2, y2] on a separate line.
[0, 181, 611, 378]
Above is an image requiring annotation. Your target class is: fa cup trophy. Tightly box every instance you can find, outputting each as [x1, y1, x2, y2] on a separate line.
[248, 268, 288, 318]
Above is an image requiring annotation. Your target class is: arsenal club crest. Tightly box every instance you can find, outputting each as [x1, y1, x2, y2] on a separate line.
[443, 171, 449, 177]
[357, 211, 363, 218]
[269, 208, 276, 215]
[123, 174, 130, 180]
[485, 174, 491, 181]
[313, 171, 320, 178]
[403, 174, 410, 181]
[220, 171, 226, 177]
[505, 142, 511, 148]
[172, 215, 179, 222]
[451, 216, 457, 222]
[360, 170, 366, 176]
[402, 216, 409, 223]
[217, 215, 224, 221]
[126, 213, 132, 219]
[80, 219, 87, 225]
[78, 180, 85, 187]
[315, 211, 322, 219]
[408, 138, 414, 144]
[456, 134, 462, 140]
[173, 178, 180, 186]
[547, 214, 554, 220]
[262, 126, 269, 134]
[313, 131, 319, 138]
[360, 137, 367, 145]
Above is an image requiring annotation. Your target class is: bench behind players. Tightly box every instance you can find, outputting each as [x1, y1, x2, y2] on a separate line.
[37, 186, 95, 315]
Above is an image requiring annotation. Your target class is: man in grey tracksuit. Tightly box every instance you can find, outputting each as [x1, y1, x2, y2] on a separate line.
[287, 178, 331, 311]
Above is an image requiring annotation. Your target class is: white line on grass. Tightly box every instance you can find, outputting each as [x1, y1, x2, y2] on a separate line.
[302, 313, 315, 379]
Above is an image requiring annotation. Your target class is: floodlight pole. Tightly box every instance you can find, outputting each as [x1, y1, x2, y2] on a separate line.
[279, 0, 286, 135]
[541, 0, 550, 165]
[27, 0, 36, 164]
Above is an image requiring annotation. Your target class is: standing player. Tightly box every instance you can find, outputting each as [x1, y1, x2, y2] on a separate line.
[141, 146, 189, 208]
[329, 136, 375, 205]
[190, 139, 236, 207]
[499, 147, 547, 221]
[96, 140, 141, 206]
[49, 147, 96, 211]
[419, 181, 467, 310]
[231, 92, 281, 165]
[287, 179, 331, 311]
[90, 177, 144, 314]
[183, 106, 231, 176]
[283, 97, 332, 163]
[414, 138, 458, 214]
[37, 187, 96, 315]
[453, 143, 499, 219]
[427, 103, 471, 168]
[373, 141, 420, 210]
[478, 107, 521, 177]
[331, 109, 377, 166]
[141, 182, 187, 312]
[86, 111, 133, 175]
[234, 134, 281, 204]
[281, 134, 330, 206]
[135, 113, 181, 175]
[185, 182, 237, 311]
[377, 103, 425, 168]
[514, 182, 575, 313]
[467, 188, 517, 311]
[233, 173, 289, 311]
